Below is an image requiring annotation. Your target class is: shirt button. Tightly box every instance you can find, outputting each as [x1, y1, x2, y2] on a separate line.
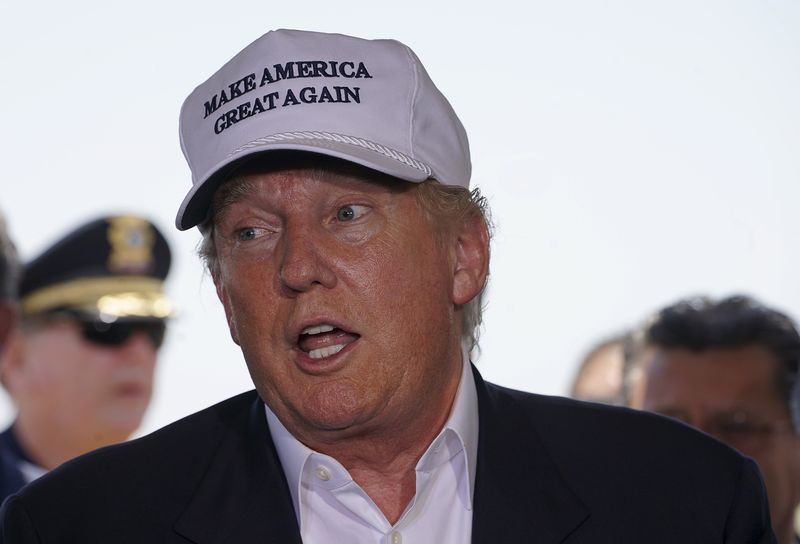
[391, 530, 402, 544]
[315, 465, 331, 481]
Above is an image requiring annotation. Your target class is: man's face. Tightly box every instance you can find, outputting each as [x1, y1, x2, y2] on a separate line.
[8, 317, 158, 443]
[636, 346, 800, 537]
[212, 164, 484, 444]
[571, 341, 625, 404]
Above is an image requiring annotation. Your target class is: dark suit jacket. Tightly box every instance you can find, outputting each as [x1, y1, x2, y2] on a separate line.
[0, 368, 775, 543]
[0, 428, 28, 506]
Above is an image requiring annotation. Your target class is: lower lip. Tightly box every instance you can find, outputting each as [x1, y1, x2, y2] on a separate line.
[294, 337, 359, 374]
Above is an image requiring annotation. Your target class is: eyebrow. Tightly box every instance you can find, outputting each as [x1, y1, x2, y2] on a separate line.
[211, 177, 261, 220]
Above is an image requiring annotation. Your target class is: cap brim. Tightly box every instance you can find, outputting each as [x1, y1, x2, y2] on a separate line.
[21, 277, 173, 319]
[175, 136, 432, 231]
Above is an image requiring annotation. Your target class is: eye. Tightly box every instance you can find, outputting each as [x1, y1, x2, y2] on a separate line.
[336, 205, 368, 222]
[715, 420, 756, 436]
[237, 227, 262, 241]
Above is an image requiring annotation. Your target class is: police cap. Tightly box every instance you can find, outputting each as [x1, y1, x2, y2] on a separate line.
[19, 215, 172, 321]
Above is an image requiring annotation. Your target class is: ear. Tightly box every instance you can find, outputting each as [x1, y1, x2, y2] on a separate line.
[451, 216, 490, 306]
[625, 348, 658, 408]
[212, 271, 241, 346]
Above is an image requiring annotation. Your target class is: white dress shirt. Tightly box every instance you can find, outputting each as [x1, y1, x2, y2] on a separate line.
[266, 350, 479, 544]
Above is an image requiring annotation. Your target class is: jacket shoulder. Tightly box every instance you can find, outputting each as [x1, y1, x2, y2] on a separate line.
[6, 390, 262, 522]
[488, 381, 745, 476]
[479, 383, 771, 543]
[481, 381, 772, 541]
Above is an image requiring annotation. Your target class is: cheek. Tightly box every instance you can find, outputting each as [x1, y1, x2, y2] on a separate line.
[234, 282, 278, 328]
[360, 235, 454, 332]
[219, 263, 284, 356]
[769, 437, 800, 477]
[221, 258, 266, 306]
[24, 335, 86, 387]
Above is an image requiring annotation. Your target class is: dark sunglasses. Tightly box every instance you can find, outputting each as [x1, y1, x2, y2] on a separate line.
[78, 319, 166, 349]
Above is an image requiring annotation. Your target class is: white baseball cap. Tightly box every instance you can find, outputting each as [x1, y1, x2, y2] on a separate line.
[176, 29, 471, 230]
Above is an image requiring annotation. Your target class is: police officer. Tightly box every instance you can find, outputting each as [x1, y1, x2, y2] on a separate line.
[0, 215, 172, 502]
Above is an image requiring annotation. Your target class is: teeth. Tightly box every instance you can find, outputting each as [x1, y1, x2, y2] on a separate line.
[308, 344, 345, 360]
[301, 324, 335, 336]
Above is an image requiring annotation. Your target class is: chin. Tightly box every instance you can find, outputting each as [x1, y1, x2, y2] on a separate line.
[297, 383, 374, 432]
[100, 411, 147, 437]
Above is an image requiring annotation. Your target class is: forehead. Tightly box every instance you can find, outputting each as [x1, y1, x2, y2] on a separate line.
[642, 345, 784, 407]
[212, 154, 411, 211]
[22, 317, 82, 347]
[573, 344, 624, 394]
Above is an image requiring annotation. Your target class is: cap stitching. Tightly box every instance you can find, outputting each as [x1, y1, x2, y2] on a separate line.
[229, 131, 432, 176]
[403, 45, 420, 161]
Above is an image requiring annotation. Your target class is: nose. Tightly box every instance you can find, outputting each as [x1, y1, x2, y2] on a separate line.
[117, 331, 158, 364]
[278, 223, 336, 294]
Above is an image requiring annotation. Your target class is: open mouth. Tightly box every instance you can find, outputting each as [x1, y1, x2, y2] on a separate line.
[297, 324, 360, 360]
[113, 382, 147, 398]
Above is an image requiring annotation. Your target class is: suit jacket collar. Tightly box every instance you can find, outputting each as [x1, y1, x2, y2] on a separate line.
[174, 395, 302, 544]
[471, 366, 589, 543]
[0, 426, 29, 503]
[172, 366, 588, 543]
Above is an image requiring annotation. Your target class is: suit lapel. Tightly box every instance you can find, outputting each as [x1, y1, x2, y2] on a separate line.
[172, 370, 589, 543]
[471, 367, 589, 543]
[174, 395, 302, 544]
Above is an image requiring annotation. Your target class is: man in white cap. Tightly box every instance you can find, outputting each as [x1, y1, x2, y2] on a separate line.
[0, 30, 775, 542]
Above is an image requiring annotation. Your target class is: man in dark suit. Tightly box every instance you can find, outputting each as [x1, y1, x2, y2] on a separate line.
[628, 295, 800, 544]
[0, 29, 776, 542]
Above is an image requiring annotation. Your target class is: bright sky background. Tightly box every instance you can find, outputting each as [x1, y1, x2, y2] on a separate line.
[1, 0, 799, 436]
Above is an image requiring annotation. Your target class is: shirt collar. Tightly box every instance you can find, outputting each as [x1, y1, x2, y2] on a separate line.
[446, 346, 479, 508]
[3, 425, 48, 484]
[265, 347, 479, 519]
[265, 404, 312, 523]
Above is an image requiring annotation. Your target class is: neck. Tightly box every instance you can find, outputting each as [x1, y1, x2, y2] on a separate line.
[301, 359, 464, 523]
[335, 442, 430, 524]
[12, 412, 128, 470]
